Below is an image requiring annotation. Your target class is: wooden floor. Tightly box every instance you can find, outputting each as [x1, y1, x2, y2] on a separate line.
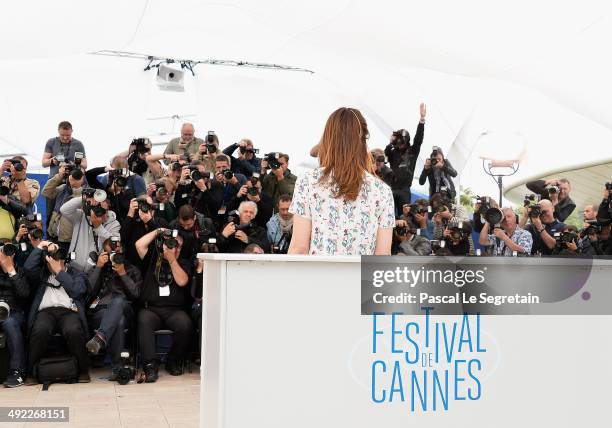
[0, 367, 201, 428]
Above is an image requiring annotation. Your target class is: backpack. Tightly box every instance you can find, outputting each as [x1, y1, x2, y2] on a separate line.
[36, 355, 79, 391]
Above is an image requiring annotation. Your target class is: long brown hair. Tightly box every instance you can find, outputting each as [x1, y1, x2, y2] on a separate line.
[318, 107, 374, 201]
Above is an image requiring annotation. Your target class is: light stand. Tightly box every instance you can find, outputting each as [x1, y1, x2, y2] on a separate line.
[481, 159, 520, 206]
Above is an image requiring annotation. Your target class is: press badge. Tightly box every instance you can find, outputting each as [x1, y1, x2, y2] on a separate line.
[218, 205, 227, 215]
[20, 242, 27, 252]
[89, 297, 100, 309]
[159, 286, 170, 297]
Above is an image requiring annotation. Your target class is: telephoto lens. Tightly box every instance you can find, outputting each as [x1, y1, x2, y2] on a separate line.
[0, 300, 10, 322]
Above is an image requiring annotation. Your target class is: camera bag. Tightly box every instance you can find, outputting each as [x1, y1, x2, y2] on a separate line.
[36, 355, 79, 391]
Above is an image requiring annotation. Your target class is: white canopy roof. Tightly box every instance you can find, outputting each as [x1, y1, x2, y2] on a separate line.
[1, 1, 611, 204]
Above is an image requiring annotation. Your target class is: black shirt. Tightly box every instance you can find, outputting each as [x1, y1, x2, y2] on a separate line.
[139, 245, 192, 309]
[526, 220, 565, 255]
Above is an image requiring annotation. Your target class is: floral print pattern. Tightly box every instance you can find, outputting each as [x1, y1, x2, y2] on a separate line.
[289, 167, 395, 255]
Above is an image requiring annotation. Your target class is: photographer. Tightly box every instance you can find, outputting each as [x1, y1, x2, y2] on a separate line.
[520, 199, 565, 256]
[0, 239, 30, 387]
[400, 199, 434, 240]
[189, 131, 222, 171]
[230, 172, 273, 228]
[86, 238, 142, 380]
[578, 204, 602, 256]
[60, 189, 121, 272]
[135, 229, 193, 382]
[418, 146, 457, 200]
[146, 178, 177, 226]
[169, 205, 216, 261]
[267, 195, 293, 254]
[218, 201, 270, 253]
[12, 214, 44, 268]
[371, 149, 394, 187]
[85, 155, 146, 222]
[121, 197, 163, 271]
[384, 104, 426, 212]
[42, 166, 86, 249]
[596, 183, 612, 225]
[223, 138, 262, 178]
[551, 226, 580, 257]
[0, 184, 28, 240]
[261, 153, 297, 208]
[174, 161, 211, 209]
[201, 155, 246, 228]
[472, 196, 499, 233]
[24, 242, 90, 383]
[479, 208, 532, 256]
[394, 219, 431, 256]
[163, 123, 204, 161]
[430, 193, 470, 252]
[1, 156, 40, 212]
[41, 121, 87, 225]
[526, 178, 575, 222]
[443, 219, 472, 256]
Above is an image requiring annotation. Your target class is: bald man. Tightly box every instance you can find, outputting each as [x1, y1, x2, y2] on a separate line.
[520, 199, 566, 255]
[163, 123, 205, 162]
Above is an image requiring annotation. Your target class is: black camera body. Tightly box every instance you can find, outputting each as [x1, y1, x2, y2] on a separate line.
[0, 242, 17, 257]
[117, 352, 135, 385]
[109, 168, 129, 188]
[264, 153, 281, 170]
[8, 158, 24, 172]
[234, 222, 252, 232]
[430, 146, 441, 166]
[156, 229, 179, 250]
[554, 231, 577, 249]
[18, 214, 43, 240]
[523, 194, 542, 218]
[222, 169, 234, 180]
[474, 196, 491, 215]
[391, 129, 410, 147]
[581, 220, 602, 238]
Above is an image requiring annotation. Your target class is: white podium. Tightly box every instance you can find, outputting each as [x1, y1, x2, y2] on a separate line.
[199, 254, 612, 428]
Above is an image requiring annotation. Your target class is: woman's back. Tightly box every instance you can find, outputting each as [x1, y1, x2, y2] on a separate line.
[290, 167, 395, 255]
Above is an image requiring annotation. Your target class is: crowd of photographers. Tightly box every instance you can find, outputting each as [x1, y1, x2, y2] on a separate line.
[2, 114, 612, 389]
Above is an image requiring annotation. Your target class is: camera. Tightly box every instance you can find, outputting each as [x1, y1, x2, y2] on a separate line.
[235, 222, 252, 231]
[109, 168, 128, 188]
[188, 166, 203, 182]
[152, 181, 168, 199]
[391, 129, 410, 147]
[130, 138, 150, 154]
[223, 169, 234, 180]
[239, 145, 259, 156]
[109, 236, 121, 251]
[41, 246, 69, 265]
[554, 231, 577, 249]
[581, 220, 602, 238]
[430, 146, 441, 166]
[484, 207, 503, 226]
[206, 131, 217, 144]
[545, 184, 559, 196]
[448, 220, 469, 241]
[157, 229, 179, 249]
[170, 162, 183, 172]
[0, 182, 10, 196]
[264, 153, 281, 170]
[523, 194, 542, 218]
[430, 239, 446, 252]
[0, 242, 17, 257]
[18, 214, 43, 240]
[375, 155, 386, 163]
[55, 153, 66, 163]
[474, 196, 491, 215]
[8, 159, 24, 172]
[137, 198, 154, 213]
[109, 251, 125, 265]
[74, 152, 84, 167]
[0, 299, 9, 322]
[605, 182, 612, 192]
[68, 167, 84, 181]
[116, 351, 135, 385]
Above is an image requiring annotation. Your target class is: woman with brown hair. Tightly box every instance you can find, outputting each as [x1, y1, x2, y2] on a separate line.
[288, 107, 395, 255]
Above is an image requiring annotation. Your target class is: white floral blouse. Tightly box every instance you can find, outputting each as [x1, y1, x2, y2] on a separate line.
[289, 167, 395, 255]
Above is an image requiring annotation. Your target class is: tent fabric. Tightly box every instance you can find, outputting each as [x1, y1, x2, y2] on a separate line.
[1, 1, 611, 204]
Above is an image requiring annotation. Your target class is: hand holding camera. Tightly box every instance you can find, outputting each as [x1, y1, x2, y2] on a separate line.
[96, 251, 110, 269]
[235, 230, 249, 243]
[222, 222, 237, 238]
[45, 255, 63, 275]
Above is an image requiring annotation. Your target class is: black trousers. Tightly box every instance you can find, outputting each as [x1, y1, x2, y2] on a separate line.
[138, 306, 193, 365]
[28, 307, 89, 374]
